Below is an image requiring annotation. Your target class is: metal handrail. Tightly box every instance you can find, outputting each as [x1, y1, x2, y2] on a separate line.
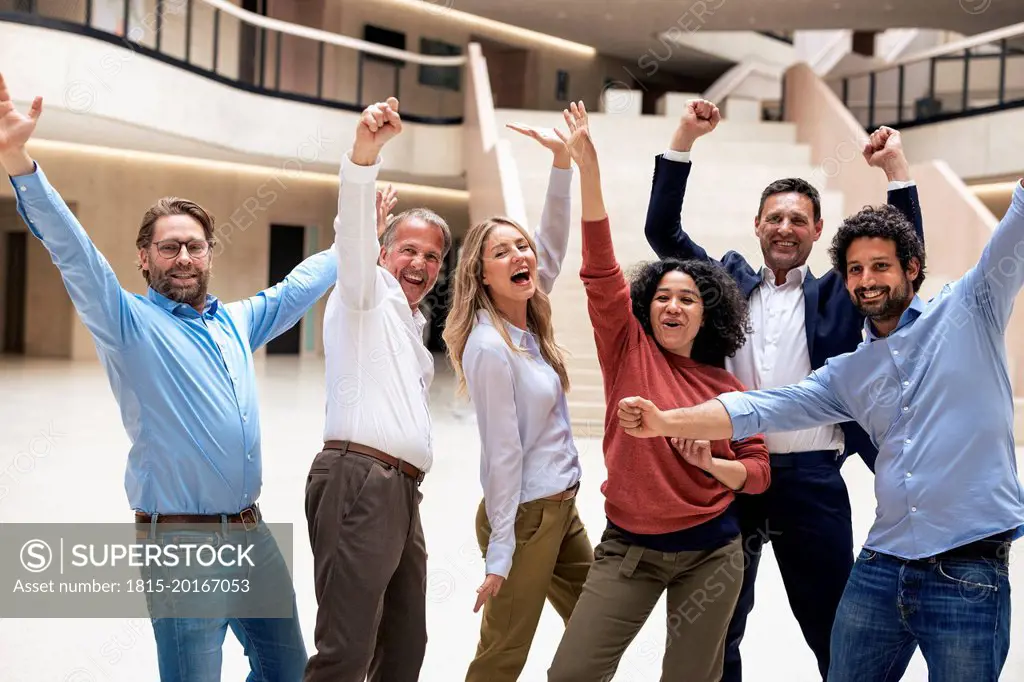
[829, 21, 1024, 82]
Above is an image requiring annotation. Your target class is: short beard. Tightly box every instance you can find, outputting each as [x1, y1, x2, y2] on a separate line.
[853, 277, 912, 327]
[149, 268, 210, 309]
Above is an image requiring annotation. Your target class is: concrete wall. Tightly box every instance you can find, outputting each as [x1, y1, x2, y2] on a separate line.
[0, 140, 468, 361]
[898, 106, 1024, 181]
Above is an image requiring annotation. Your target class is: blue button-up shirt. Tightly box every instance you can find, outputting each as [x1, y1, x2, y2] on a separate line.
[720, 181, 1024, 560]
[11, 164, 337, 515]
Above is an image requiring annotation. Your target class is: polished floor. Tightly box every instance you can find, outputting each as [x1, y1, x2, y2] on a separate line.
[0, 355, 1021, 681]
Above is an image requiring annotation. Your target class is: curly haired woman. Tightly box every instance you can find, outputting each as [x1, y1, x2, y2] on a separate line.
[546, 102, 771, 682]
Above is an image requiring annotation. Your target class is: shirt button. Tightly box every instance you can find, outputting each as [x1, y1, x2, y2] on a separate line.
[903, 381, 910, 386]
[905, 438, 911, 444]
[18, 186, 27, 192]
[247, 454, 252, 461]
[911, 506, 917, 512]
[893, 350, 899, 356]
[906, 472, 912, 478]
[242, 415, 248, 422]
[903, 406, 909, 412]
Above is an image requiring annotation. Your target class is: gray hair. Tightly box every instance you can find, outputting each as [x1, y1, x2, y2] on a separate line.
[382, 208, 452, 258]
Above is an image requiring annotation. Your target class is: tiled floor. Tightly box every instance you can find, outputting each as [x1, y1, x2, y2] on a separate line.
[0, 355, 1021, 681]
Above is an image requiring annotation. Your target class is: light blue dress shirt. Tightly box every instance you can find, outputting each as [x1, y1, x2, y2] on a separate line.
[463, 165, 580, 579]
[10, 164, 337, 515]
[720, 181, 1024, 560]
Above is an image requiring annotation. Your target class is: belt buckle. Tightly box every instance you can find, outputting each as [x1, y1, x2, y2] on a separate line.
[239, 507, 258, 531]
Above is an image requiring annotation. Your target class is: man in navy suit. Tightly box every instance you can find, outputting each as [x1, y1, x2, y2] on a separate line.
[643, 100, 924, 682]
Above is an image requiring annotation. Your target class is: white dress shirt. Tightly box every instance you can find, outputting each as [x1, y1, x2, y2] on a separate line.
[661, 148, 916, 453]
[464, 166, 580, 578]
[323, 152, 434, 471]
[726, 266, 845, 453]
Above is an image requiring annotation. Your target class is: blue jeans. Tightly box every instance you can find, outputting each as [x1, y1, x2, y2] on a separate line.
[829, 548, 1011, 682]
[141, 519, 307, 681]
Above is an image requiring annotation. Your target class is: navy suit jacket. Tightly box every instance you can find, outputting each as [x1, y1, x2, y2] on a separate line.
[643, 155, 924, 473]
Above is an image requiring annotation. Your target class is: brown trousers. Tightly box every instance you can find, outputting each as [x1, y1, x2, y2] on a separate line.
[303, 445, 427, 682]
[466, 495, 594, 682]
[548, 528, 744, 682]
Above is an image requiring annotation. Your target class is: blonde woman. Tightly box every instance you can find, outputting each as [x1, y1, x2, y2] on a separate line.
[444, 123, 593, 682]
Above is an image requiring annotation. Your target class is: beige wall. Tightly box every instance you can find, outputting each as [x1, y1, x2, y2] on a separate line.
[0, 141, 468, 361]
[316, 0, 603, 119]
[898, 106, 1024, 181]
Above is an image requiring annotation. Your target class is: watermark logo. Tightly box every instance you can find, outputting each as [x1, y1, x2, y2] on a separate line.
[421, 0, 456, 15]
[20, 539, 52, 573]
[959, 0, 991, 15]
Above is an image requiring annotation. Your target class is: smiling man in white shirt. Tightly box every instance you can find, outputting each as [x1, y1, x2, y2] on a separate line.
[303, 97, 452, 682]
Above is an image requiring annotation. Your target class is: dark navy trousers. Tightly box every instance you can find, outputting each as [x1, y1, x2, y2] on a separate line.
[721, 450, 855, 682]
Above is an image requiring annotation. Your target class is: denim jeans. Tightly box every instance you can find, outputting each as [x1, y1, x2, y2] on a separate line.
[141, 519, 307, 682]
[829, 547, 1011, 682]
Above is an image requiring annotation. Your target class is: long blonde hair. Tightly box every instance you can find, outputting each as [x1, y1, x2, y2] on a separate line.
[443, 217, 571, 395]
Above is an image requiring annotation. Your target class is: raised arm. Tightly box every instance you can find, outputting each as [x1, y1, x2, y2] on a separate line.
[643, 99, 720, 261]
[963, 179, 1024, 329]
[618, 365, 852, 442]
[335, 98, 404, 309]
[230, 248, 337, 350]
[559, 102, 634, 359]
[506, 123, 574, 295]
[863, 126, 924, 242]
[1, 73, 133, 350]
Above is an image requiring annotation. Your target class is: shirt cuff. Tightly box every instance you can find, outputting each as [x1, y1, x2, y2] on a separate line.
[547, 165, 574, 196]
[715, 392, 757, 440]
[341, 151, 382, 184]
[887, 179, 916, 191]
[484, 544, 513, 579]
[663, 149, 691, 163]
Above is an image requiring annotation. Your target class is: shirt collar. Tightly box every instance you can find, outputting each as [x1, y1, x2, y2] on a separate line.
[147, 288, 220, 318]
[760, 264, 809, 287]
[475, 309, 535, 350]
[864, 295, 925, 341]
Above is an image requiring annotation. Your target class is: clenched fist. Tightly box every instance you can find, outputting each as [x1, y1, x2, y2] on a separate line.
[862, 126, 910, 182]
[352, 97, 403, 166]
[671, 99, 721, 152]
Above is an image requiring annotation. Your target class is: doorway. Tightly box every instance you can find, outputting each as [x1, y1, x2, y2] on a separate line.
[3, 231, 27, 354]
[474, 36, 529, 109]
[266, 224, 305, 354]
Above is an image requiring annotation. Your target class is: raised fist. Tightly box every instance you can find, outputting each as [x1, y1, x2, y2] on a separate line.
[0, 72, 42, 155]
[671, 99, 721, 151]
[352, 97, 402, 165]
[862, 126, 909, 180]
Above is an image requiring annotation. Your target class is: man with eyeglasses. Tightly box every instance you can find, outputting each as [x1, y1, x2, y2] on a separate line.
[0, 73, 331, 680]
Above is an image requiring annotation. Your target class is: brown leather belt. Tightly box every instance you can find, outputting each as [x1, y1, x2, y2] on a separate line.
[324, 440, 425, 484]
[134, 504, 261, 530]
[544, 481, 580, 502]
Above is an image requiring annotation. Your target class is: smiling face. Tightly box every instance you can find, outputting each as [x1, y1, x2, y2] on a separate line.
[844, 236, 918, 333]
[380, 216, 446, 308]
[481, 224, 538, 313]
[649, 270, 704, 356]
[755, 192, 823, 277]
[138, 214, 212, 309]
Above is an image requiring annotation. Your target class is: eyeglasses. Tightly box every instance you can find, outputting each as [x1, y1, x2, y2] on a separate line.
[153, 239, 211, 259]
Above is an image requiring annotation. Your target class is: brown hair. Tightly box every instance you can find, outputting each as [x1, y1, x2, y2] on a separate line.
[443, 217, 570, 395]
[135, 198, 217, 282]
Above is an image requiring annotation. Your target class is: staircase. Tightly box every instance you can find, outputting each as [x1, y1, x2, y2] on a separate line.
[494, 110, 854, 436]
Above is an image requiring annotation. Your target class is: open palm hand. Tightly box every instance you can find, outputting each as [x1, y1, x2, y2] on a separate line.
[0, 73, 42, 154]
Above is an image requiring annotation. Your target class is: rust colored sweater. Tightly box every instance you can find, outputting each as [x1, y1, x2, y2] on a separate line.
[581, 217, 771, 535]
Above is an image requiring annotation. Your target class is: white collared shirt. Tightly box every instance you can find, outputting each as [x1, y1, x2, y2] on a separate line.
[727, 265, 845, 453]
[462, 165, 579, 578]
[322, 152, 434, 471]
